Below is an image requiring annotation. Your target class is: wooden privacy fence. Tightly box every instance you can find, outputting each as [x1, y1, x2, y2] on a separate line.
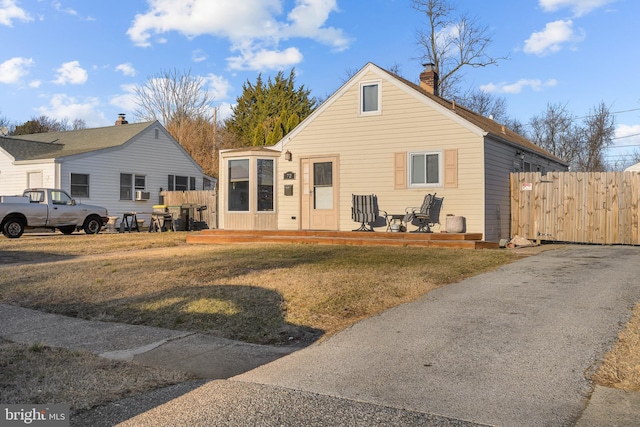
[160, 190, 217, 229]
[511, 172, 640, 245]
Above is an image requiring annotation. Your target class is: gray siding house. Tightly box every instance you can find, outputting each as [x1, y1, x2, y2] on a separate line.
[0, 117, 213, 226]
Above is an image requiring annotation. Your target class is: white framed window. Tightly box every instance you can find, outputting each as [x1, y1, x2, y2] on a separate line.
[409, 151, 442, 187]
[120, 173, 146, 200]
[70, 173, 90, 198]
[359, 80, 381, 115]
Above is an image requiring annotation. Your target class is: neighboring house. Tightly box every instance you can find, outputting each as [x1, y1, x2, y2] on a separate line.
[0, 115, 214, 226]
[625, 162, 640, 172]
[217, 63, 568, 242]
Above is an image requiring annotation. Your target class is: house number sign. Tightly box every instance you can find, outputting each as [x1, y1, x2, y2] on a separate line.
[284, 171, 295, 180]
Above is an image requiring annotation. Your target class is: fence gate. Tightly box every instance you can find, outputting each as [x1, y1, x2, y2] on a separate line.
[510, 172, 640, 245]
[160, 190, 217, 229]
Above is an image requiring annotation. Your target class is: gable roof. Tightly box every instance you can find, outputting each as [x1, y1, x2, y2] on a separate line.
[380, 67, 566, 164]
[275, 62, 566, 166]
[0, 121, 156, 161]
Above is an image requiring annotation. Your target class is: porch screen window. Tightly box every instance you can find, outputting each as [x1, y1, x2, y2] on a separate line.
[361, 83, 379, 114]
[70, 173, 89, 198]
[257, 159, 274, 211]
[228, 159, 249, 211]
[120, 173, 132, 200]
[410, 152, 440, 186]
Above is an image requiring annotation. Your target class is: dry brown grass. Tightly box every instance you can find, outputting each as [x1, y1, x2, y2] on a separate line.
[593, 302, 640, 392]
[0, 233, 515, 345]
[0, 338, 193, 414]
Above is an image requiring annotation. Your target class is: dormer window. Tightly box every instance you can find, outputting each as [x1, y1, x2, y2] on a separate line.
[360, 80, 381, 115]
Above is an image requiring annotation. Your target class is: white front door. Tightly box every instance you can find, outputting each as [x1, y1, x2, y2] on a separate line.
[301, 156, 339, 230]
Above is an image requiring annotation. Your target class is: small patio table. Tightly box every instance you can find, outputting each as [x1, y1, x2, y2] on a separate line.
[385, 213, 407, 232]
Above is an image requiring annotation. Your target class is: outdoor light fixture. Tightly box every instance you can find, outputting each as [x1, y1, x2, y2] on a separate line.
[516, 150, 525, 160]
[285, 150, 292, 161]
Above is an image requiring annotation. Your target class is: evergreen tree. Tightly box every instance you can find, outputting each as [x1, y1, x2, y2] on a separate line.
[225, 69, 317, 146]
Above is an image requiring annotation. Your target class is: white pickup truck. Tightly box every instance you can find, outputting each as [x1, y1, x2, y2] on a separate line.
[0, 188, 109, 238]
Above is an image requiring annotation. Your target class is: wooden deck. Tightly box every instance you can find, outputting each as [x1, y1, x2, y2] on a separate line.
[186, 229, 499, 249]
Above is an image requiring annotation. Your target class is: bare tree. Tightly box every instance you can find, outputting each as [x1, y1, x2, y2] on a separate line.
[412, 0, 507, 99]
[11, 115, 83, 135]
[134, 69, 221, 175]
[528, 103, 580, 168]
[527, 102, 616, 172]
[574, 102, 616, 172]
[133, 69, 215, 125]
[455, 88, 508, 122]
[166, 111, 220, 177]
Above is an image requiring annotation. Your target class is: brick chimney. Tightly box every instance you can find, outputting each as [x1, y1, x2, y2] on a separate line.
[115, 113, 128, 126]
[419, 63, 438, 96]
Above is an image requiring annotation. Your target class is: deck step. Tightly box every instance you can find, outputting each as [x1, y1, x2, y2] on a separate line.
[186, 230, 499, 250]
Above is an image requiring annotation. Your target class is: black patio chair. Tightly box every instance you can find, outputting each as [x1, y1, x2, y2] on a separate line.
[406, 193, 443, 233]
[352, 194, 380, 231]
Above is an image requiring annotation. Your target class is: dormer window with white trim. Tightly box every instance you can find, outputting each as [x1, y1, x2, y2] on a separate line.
[360, 80, 381, 115]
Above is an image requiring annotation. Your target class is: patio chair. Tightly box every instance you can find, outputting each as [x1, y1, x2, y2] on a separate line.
[351, 194, 380, 231]
[406, 193, 443, 233]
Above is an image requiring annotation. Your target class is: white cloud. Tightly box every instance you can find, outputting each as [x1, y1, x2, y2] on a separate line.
[205, 74, 231, 99]
[52, 1, 77, 16]
[481, 78, 558, 94]
[539, 0, 616, 17]
[29, 80, 41, 88]
[53, 61, 88, 85]
[615, 124, 640, 142]
[36, 94, 107, 128]
[524, 20, 584, 56]
[115, 63, 136, 76]
[192, 49, 207, 63]
[126, 0, 349, 70]
[227, 46, 303, 71]
[0, 57, 34, 83]
[0, 0, 32, 26]
[110, 84, 138, 114]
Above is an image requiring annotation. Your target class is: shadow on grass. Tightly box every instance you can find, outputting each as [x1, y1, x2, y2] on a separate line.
[56, 285, 324, 347]
[0, 250, 78, 265]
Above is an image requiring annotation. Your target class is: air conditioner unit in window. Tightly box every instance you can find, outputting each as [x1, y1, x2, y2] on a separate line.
[135, 191, 150, 201]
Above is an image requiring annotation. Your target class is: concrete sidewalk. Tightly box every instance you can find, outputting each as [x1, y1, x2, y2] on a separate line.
[2, 245, 640, 426]
[0, 303, 297, 380]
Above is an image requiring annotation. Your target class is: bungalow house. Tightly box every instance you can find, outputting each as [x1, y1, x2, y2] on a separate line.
[0, 115, 214, 227]
[218, 63, 568, 242]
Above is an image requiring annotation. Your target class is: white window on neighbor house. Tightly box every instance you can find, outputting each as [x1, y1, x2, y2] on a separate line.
[360, 81, 381, 115]
[120, 173, 146, 200]
[167, 175, 189, 191]
[70, 173, 90, 198]
[409, 151, 442, 187]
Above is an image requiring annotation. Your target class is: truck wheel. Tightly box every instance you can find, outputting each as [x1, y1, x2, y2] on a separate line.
[3, 219, 25, 238]
[59, 225, 76, 235]
[83, 215, 102, 235]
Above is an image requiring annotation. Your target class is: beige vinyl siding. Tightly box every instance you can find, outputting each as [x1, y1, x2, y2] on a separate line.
[278, 69, 486, 235]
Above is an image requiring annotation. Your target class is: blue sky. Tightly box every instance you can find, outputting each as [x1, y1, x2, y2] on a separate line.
[1, 0, 639, 166]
